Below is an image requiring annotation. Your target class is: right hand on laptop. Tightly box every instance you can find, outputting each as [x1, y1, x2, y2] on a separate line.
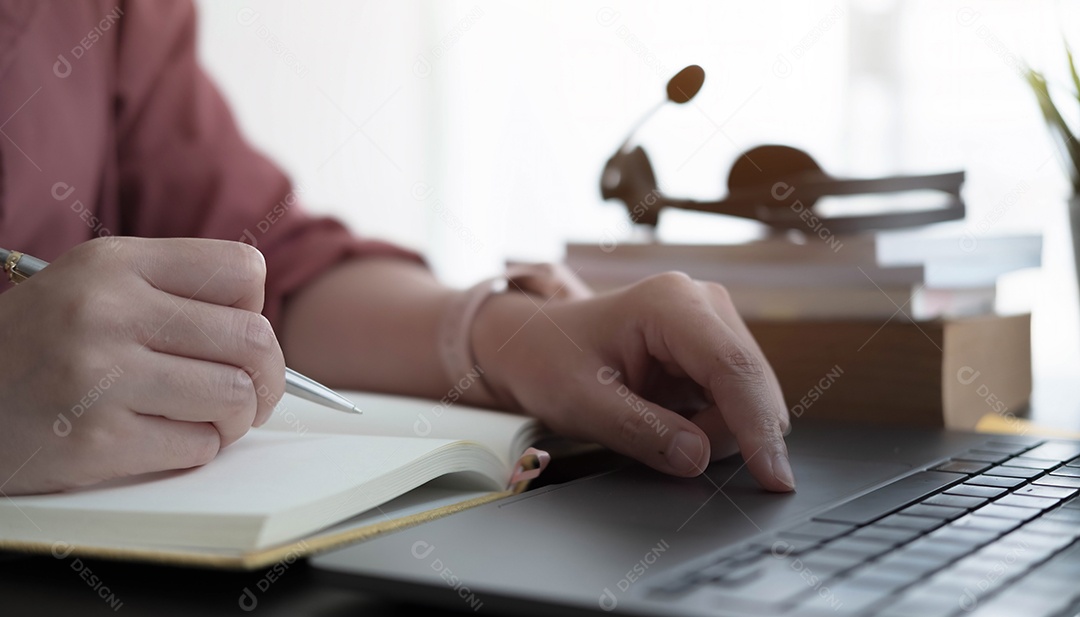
[0, 237, 285, 496]
[473, 271, 795, 492]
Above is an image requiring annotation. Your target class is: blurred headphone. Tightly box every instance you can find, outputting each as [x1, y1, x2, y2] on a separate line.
[599, 65, 965, 233]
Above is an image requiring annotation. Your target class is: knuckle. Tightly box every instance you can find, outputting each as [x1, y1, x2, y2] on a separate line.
[752, 404, 781, 434]
[615, 408, 649, 450]
[721, 345, 767, 379]
[61, 287, 110, 332]
[71, 423, 113, 461]
[218, 367, 256, 411]
[646, 270, 694, 292]
[74, 236, 122, 262]
[239, 312, 278, 357]
[188, 430, 221, 467]
[702, 281, 732, 304]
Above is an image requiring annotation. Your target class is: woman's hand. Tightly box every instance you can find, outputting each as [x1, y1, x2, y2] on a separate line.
[0, 237, 285, 496]
[473, 271, 794, 492]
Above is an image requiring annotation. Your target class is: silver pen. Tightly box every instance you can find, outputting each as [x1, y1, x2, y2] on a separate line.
[0, 247, 361, 415]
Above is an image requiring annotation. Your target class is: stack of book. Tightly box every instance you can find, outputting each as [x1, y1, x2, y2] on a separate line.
[562, 225, 1041, 431]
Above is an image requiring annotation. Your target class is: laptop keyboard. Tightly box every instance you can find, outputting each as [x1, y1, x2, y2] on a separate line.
[648, 439, 1080, 616]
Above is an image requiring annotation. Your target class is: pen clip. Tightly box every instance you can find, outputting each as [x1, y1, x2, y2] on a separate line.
[4, 251, 27, 285]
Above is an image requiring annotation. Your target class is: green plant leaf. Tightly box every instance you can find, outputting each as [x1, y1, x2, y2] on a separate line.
[1068, 42, 1080, 102]
[1025, 66, 1080, 193]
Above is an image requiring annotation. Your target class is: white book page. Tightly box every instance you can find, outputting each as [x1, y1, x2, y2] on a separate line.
[263, 390, 543, 468]
[1, 430, 507, 551]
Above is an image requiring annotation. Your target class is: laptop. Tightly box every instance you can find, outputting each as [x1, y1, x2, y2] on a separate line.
[310, 419, 1080, 617]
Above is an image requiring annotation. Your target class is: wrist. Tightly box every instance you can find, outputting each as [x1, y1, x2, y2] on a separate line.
[470, 291, 542, 411]
[439, 263, 593, 412]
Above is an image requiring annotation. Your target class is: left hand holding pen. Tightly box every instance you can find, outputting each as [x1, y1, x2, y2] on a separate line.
[472, 270, 794, 492]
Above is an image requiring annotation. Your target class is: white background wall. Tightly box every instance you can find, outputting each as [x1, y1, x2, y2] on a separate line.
[194, 0, 1080, 420]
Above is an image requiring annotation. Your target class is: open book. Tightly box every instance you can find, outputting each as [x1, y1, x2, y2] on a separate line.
[0, 391, 549, 569]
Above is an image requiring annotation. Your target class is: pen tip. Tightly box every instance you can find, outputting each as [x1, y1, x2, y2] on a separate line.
[352, 405, 363, 415]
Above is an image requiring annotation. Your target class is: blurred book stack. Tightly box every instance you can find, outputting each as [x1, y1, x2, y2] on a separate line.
[563, 227, 1041, 430]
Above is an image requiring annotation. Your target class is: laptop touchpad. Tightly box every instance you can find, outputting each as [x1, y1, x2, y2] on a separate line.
[500, 452, 909, 555]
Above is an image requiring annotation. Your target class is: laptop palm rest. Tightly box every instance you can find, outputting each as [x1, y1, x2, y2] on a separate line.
[312, 446, 914, 613]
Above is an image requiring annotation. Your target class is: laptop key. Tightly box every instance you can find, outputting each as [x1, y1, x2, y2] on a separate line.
[1024, 518, 1080, 538]
[795, 580, 889, 615]
[701, 560, 819, 606]
[994, 494, 1060, 510]
[923, 493, 988, 510]
[1044, 507, 1080, 524]
[951, 513, 1023, 533]
[779, 520, 854, 541]
[1049, 467, 1080, 478]
[971, 503, 1041, 521]
[984, 465, 1043, 479]
[1014, 484, 1077, 500]
[967, 474, 1026, 489]
[1034, 541, 1080, 579]
[874, 550, 953, 577]
[1033, 475, 1080, 489]
[954, 450, 1011, 464]
[821, 537, 893, 558]
[798, 549, 867, 575]
[946, 484, 1008, 499]
[900, 503, 967, 520]
[812, 471, 964, 525]
[977, 440, 1041, 455]
[850, 525, 922, 547]
[933, 460, 991, 475]
[766, 536, 820, 555]
[1004, 456, 1060, 470]
[980, 588, 1076, 616]
[902, 537, 977, 562]
[927, 526, 999, 547]
[875, 513, 947, 532]
[1002, 529, 1075, 553]
[1023, 442, 1080, 461]
[875, 596, 964, 617]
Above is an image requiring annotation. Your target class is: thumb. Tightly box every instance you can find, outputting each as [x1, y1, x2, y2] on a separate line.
[581, 373, 711, 477]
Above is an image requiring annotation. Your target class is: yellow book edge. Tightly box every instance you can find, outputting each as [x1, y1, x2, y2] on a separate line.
[974, 412, 1080, 440]
[0, 469, 539, 571]
[0, 486, 524, 571]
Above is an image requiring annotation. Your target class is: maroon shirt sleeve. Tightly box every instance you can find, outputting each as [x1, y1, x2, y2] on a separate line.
[113, 0, 424, 330]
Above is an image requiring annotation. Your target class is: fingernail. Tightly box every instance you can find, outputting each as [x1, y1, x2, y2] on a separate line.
[772, 453, 796, 490]
[667, 431, 705, 475]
